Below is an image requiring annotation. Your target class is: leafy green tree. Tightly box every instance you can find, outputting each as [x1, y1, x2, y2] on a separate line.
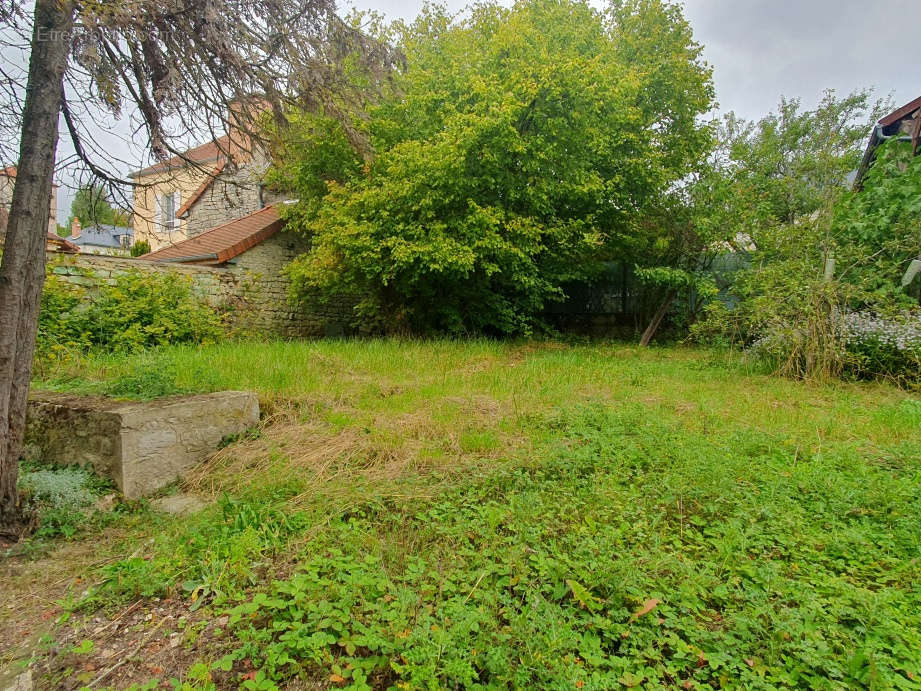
[281, 0, 714, 335]
[691, 91, 915, 378]
[67, 184, 129, 231]
[833, 139, 921, 302]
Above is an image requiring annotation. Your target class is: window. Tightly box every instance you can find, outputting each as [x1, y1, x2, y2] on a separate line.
[154, 190, 181, 232]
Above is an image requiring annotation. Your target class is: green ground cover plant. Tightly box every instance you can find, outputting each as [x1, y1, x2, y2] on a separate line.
[28, 340, 921, 688]
[17, 464, 110, 540]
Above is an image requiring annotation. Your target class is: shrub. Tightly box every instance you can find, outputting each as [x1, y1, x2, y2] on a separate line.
[280, 0, 714, 336]
[843, 310, 921, 383]
[747, 309, 921, 385]
[37, 267, 225, 366]
[130, 239, 151, 257]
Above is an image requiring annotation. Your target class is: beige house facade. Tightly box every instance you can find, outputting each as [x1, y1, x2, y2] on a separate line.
[0, 165, 58, 235]
[130, 115, 284, 252]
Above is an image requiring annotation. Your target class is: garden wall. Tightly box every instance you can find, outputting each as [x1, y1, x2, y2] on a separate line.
[48, 232, 353, 338]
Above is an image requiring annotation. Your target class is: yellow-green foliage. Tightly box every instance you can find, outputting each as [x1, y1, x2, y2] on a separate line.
[280, 0, 714, 335]
[37, 268, 224, 368]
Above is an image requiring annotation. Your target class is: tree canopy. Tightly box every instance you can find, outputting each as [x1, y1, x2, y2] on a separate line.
[67, 184, 129, 231]
[279, 0, 714, 335]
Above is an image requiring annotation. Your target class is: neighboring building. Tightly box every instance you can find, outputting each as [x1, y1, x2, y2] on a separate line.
[66, 217, 133, 256]
[855, 96, 921, 188]
[140, 204, 294, 266]
[138, 203, 352, 336]
[0, 165, 59, 235]
[129, 107, 286, 252]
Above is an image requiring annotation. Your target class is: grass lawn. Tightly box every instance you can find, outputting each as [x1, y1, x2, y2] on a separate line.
[12, 340, 921, 688]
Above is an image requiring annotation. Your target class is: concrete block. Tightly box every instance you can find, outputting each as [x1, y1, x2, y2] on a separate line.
[26, 391, 259, 498]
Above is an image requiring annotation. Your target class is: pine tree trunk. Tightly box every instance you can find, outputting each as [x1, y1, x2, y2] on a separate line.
[0, 0, 73, 539]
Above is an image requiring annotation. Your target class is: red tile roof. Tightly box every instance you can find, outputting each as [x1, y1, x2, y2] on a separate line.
[47, 231, 80, 253]
[140, 205, 283, 264]
[129, 135, 231, 178]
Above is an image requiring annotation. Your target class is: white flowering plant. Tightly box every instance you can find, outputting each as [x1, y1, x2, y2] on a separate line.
[843, 310, 921, 383]
[750, 309, 921, 385]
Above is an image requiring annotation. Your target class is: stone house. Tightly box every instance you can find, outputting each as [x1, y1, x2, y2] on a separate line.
[139, 204, 352, 337]
[129, 114, 285, 252]
[0, 165, 59, 235]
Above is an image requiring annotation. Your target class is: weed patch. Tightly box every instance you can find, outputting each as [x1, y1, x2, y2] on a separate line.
[216, 405, 921, 688]
[21, 341, 921, 687]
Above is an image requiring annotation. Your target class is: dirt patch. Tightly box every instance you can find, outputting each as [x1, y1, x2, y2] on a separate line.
[1, 538, 110, 675]
[29, 598, 238, 690]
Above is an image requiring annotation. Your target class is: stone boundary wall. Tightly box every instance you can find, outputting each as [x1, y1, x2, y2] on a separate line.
[47, 231, 353, 338]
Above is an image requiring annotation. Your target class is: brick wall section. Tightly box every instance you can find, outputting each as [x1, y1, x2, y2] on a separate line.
[48, 231, 354, 338]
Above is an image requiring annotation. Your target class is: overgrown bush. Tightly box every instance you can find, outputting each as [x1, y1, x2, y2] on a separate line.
[746, 309, 921, 385]
[280, 0, 715, 336]
[130, 239, 151, 257]
[683, 90, 921, 383]
[37, 267, 224, 368]
[843, 310, 921, 383]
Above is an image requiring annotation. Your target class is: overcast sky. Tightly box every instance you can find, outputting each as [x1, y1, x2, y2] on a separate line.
[354, 0, 920, 120]
[24, 0, 921, 221]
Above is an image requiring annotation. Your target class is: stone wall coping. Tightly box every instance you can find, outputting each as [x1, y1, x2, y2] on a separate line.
[26, 390, 261, 497]
[29, 390, 258, 412]
[54, 253, 232, 275]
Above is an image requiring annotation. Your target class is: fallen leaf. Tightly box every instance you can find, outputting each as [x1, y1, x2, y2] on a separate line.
[329, 674, 346, 684]
[575, 681, 584, 688]
[744, 658, 755, 668]
[630, 598, 660, 621]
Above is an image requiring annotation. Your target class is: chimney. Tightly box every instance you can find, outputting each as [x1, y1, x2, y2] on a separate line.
[226, 97, 269, 165]
[71, 216, 81, 239]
